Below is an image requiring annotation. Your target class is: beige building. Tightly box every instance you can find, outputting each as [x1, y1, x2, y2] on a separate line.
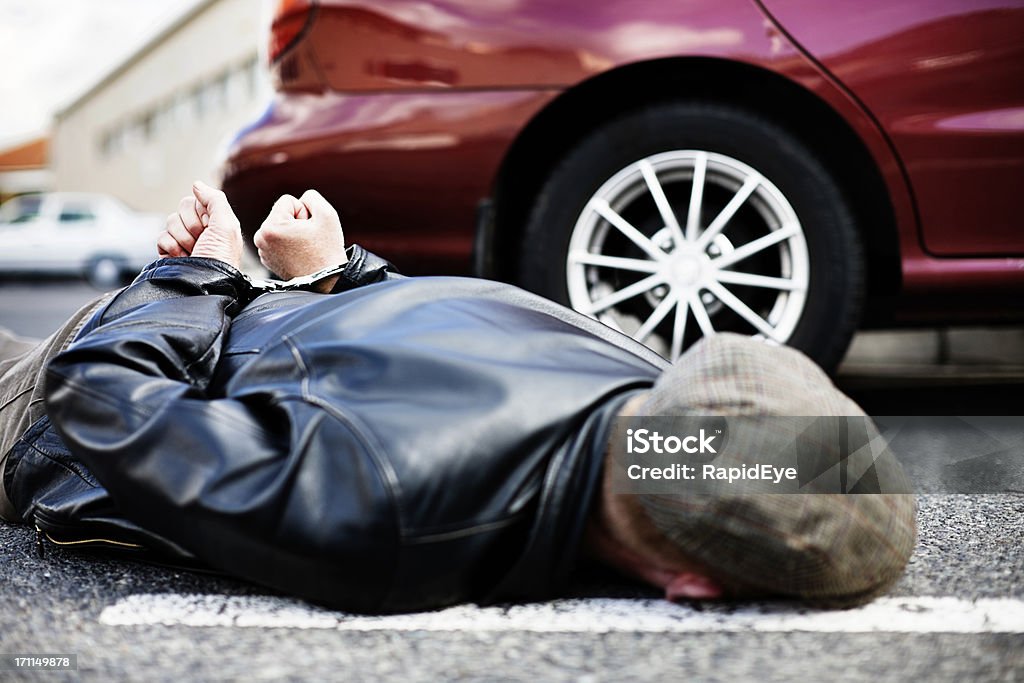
[52, 0, 270, 213]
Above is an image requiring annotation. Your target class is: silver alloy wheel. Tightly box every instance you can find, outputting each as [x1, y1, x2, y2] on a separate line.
[566, 150, 809, 361]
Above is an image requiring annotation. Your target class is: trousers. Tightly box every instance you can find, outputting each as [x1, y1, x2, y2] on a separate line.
[0, 292, 114, 522]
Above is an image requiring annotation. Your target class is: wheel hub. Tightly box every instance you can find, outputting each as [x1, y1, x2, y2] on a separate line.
[667, 252, 705, 288]
[566, 150, 810, 360]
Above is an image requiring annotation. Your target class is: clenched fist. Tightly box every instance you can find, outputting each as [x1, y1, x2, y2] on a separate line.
[158, 181, 244, 271]
[254, 189, 348, 293]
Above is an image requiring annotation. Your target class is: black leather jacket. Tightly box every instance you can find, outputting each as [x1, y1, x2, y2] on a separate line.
[5, 246, 666, 613]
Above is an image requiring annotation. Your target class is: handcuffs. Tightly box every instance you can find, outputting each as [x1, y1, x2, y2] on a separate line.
[244, 262, 350, 293]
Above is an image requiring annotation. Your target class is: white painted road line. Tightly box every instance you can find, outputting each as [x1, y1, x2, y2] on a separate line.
[99, 595, 1024, 633]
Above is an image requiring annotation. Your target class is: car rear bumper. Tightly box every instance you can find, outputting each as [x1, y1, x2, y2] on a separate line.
[220, 88, 557, 275]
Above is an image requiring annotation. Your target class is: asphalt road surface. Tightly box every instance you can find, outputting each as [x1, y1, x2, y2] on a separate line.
[0, 279, 104, 339]
[1, 496, 1019, 681]
[0, 278, 1022, 681]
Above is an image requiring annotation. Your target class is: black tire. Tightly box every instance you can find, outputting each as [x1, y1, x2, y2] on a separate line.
[515, 102, 864, 372]
[84, 255, 126, 290]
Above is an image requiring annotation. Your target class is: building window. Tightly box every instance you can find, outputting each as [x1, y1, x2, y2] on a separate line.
[124, 120, 144, 149]
[99, 131, 113, 158]
[173, 93, 192, 125]
[140, 112, 155, 141]
[192, 84, 207, 119]
[211, 72, 230, 111]
[152, 100, 174, 137]
[228, 63, 250, 106]
[246, 56, 259, 96]
[99, 125, 126, 158]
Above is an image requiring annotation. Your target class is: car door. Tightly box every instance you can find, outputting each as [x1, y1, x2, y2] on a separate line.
[760, 0, 1024, 255]
[52, 197, 101, 270]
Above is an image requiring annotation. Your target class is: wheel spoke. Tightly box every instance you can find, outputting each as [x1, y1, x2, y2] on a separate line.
[685, 152, 707, 242]
[705, 280, 779, 340]
[714, 270, 805, 291]
[634, 292, 678, 343]
[670, 296, 690, 360]
[590, 198, 666, 261]
[711, 224, 799, 269]
[696, 174, 761, 249]
[688, 290, 715, 337]
[638, 159, 685, 250]
[582, 272, 664, 315]
[568, 251, 660, 273]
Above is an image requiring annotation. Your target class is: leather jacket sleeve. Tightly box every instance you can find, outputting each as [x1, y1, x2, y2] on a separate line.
[329, 244, 400, 292]
[42, 248, 401, 611]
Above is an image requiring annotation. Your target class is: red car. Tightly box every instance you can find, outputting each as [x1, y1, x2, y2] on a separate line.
[221, 0, 1024, 369]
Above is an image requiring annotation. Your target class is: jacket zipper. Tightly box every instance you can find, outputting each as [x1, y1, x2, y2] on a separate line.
[32, 509, 146, 559]
[34, 524, 145, 559]
[32, 514, 223, 577]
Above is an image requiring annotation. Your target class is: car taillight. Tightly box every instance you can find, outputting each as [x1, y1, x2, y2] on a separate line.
[268, 0, 314, 64]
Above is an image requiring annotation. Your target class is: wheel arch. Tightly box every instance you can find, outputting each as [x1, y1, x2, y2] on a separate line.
[489, 57, 901, 305]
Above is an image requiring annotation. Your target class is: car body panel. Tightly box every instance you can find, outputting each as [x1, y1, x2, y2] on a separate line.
[284, 0, 777, 92]
[760, 0, 1024, 257]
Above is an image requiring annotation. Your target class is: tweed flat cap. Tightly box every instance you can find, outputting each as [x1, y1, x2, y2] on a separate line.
[636, 333, 917, 605]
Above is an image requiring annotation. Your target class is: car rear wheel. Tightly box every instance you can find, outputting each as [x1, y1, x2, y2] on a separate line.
[516, 102, 864, 371]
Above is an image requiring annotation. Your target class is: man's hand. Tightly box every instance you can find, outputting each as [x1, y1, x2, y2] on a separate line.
[157, 181, 244, 271]
[254, 189, 348, 293]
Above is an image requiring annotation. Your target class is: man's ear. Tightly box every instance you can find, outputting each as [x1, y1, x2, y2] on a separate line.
[664, 572, 724, 601]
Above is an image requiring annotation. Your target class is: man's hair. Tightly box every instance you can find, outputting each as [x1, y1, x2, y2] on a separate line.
[635, 334, 916, 605]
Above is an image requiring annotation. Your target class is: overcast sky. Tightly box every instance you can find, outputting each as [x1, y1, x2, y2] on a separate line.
[0, 0, 202, 148]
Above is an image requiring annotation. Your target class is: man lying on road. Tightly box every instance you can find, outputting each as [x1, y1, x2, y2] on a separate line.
[0, 182, 916, 613]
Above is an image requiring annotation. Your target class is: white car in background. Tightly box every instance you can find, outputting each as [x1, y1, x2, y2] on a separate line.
[0, 193, 162, 288]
